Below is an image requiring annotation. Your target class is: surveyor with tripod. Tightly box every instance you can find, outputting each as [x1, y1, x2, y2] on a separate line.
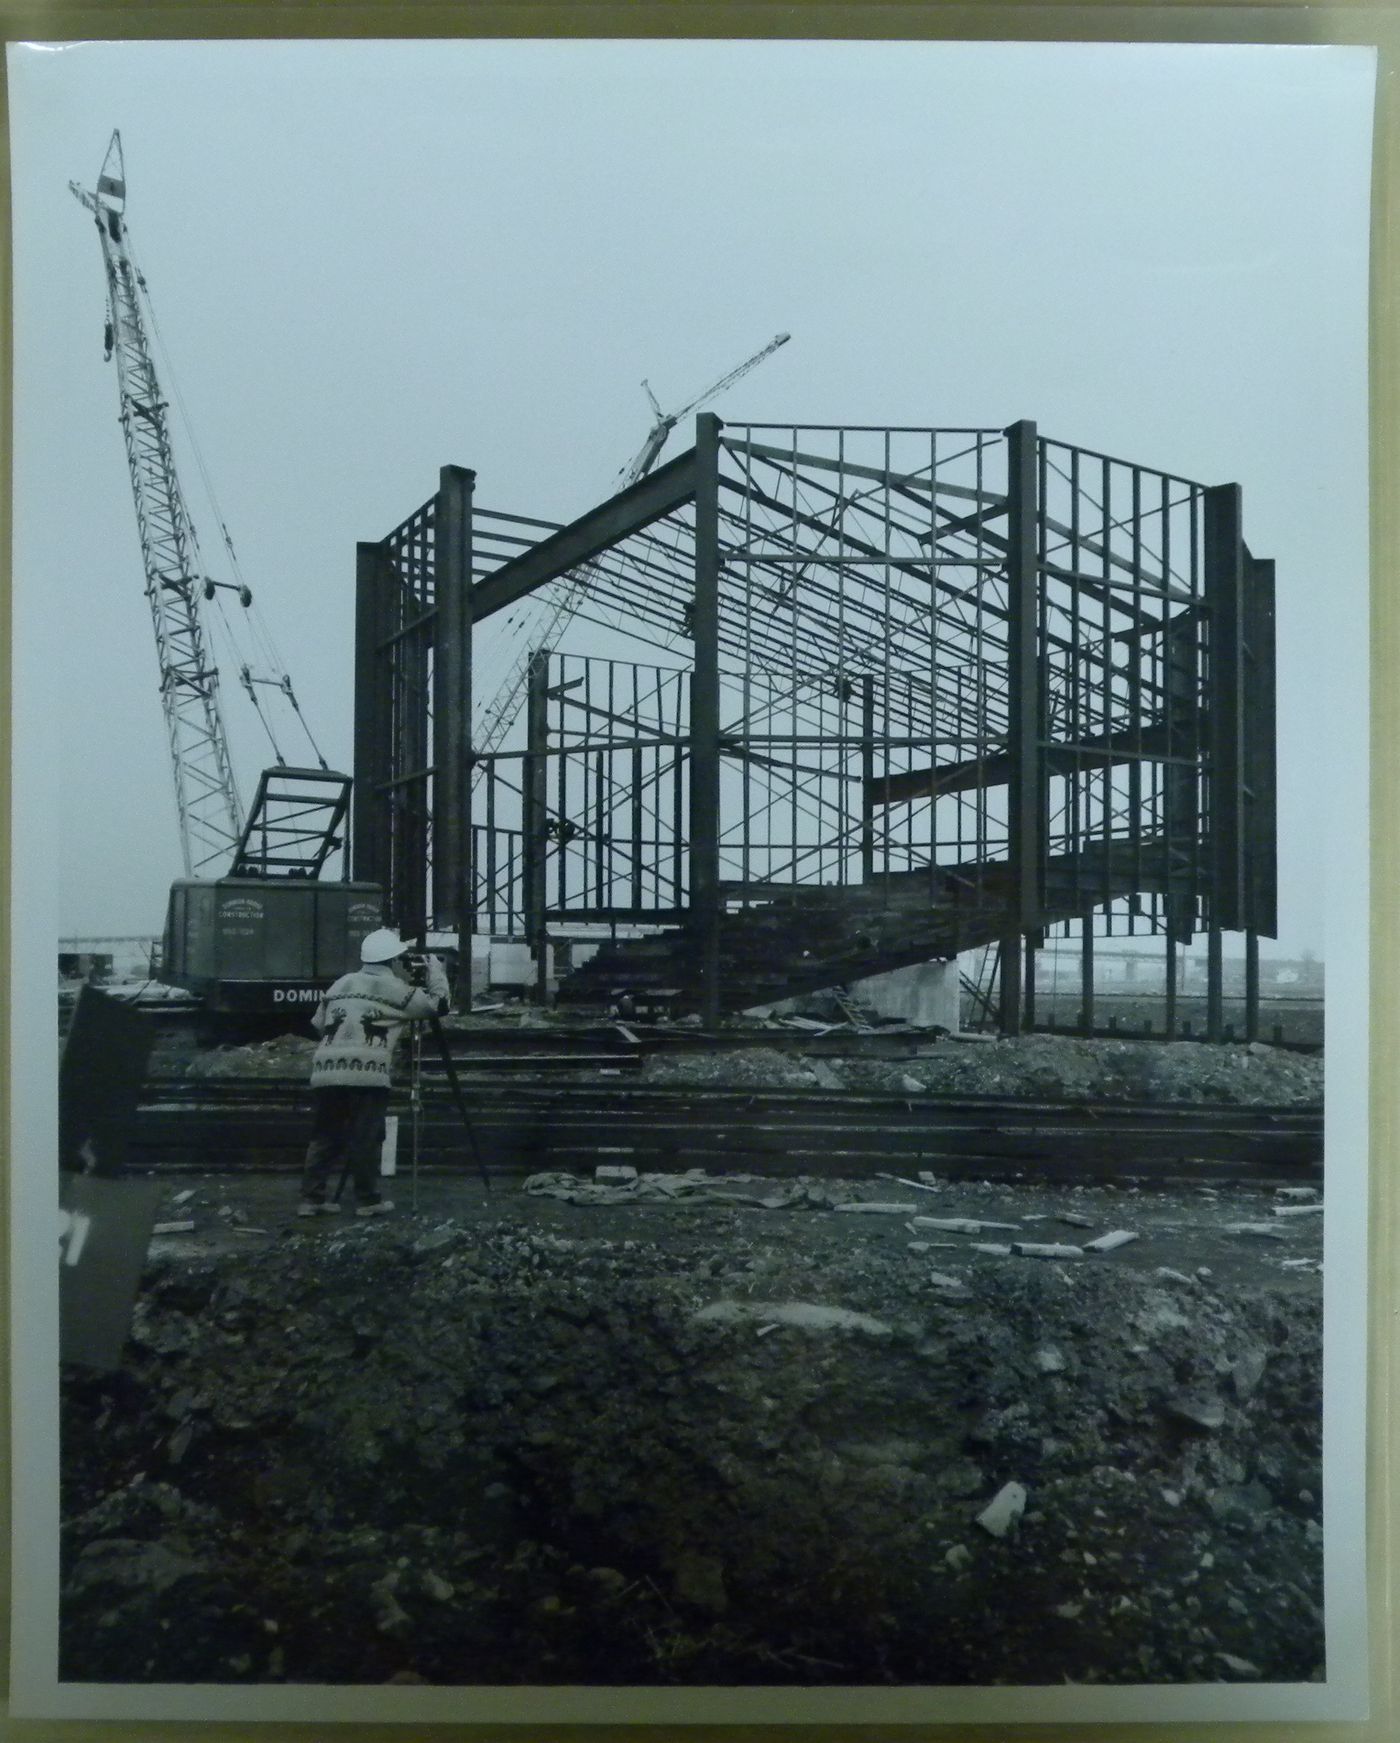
[297, 928, 451, 1219]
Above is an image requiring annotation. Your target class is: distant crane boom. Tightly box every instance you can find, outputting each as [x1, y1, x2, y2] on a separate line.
[472, 331, 791, 766]
[70, 131, 243, 876]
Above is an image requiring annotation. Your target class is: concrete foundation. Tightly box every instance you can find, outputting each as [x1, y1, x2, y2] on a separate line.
[845, 959, 961, 1029]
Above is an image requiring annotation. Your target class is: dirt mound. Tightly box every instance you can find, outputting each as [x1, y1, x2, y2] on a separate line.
[62, 1192, 1322, 1687]
[644, 1035, 1323, 1105]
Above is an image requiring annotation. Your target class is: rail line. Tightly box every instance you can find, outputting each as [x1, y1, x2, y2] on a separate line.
[133, 1080, 1322, 1183]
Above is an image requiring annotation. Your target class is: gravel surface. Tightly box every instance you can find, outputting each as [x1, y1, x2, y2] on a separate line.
[61, 1169, 1323, 1687]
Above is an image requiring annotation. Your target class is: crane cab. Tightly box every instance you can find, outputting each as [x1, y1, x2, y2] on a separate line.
[162, 877, 384, 1019]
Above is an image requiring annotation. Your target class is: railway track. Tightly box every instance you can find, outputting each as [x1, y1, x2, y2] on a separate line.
[133, 1078, 1323, 1183]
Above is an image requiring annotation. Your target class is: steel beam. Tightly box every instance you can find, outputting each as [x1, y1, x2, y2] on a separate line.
[690, 414, 723, 1025]
[469, 449, 698, 623]
[867, 716, 1192, 809]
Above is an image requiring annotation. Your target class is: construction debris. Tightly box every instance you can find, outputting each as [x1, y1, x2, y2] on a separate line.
[1012, 1242, 1085, 1260]
[1223, 1222, 1288, 1241]
[151, 1220, 196, 1236]
[913, 1216, 1020, 1235]
[1273, 1203, 1323, 1219]
[1085, 1230, 1140, 1254]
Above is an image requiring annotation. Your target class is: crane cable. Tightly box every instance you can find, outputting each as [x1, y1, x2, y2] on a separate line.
[124, 230, 328, 771]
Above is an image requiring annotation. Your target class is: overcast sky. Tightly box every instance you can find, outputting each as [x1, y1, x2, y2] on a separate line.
[8, 37, 1374, 956]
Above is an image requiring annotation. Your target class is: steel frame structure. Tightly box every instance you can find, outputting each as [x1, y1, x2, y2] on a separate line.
[355, 416, 1276, 1029]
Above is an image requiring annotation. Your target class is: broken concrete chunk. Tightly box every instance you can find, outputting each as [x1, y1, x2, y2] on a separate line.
[943, 1543, 973, 1571]
[1230, 1346, 1268, 1399]
[671, 1551, 728, 1615]
[152, 1220, 196, 1236]
[1166, 1391, 1227, 1431]
[835, 1202, 919, 1215]
[976, 1482, 1028, 1538]
[1085, 1230, 1138, 1254]
[693, 1299, 893, 1337]
[899, 1075, 925, 1095]
[927, 1271, 967, 1291]
[1012, 1243, 1085, 1260]
[1035, 1346, 1067, 1374]
[1056, 1212, 1094, 1229]
[1273, 1203, 1323, 1218]
[595, 1165, 638, 1183]
[1216, 1652, 1263, 1679]
[1276, 1185, 1319, 1201]
[1223, 1223, 1287, 1240]
[1155, 1267, 1194, 1285]
[171, 1189, 196, 1207]
[971, 1243, 1014, 1257]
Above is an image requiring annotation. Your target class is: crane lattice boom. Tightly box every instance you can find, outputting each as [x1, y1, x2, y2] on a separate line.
[71, 131, 243, 877]
[471, 332, 791, 769]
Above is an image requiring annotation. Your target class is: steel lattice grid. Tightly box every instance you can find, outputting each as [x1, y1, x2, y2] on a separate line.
[1035, 436, 1208, 941]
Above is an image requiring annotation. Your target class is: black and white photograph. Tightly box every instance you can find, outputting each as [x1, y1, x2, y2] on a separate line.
[6, 34, 1374, 1725]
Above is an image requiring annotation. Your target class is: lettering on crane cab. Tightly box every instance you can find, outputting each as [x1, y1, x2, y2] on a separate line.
[219, 895, 265, 940]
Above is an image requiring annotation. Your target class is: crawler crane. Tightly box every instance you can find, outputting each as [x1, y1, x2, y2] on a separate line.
[72, 132, 381, 1015]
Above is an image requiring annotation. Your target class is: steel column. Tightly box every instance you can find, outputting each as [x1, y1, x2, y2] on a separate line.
[1244, 556, 1278, 939]
[1206, 924, 1224, 1041]
[860, 673, 876, 882]
[1080, 917, 1095, 1035]
[1205, 485, 1246, 933]
[1164, 929, 1178, 1038]
[1245, 929, 1260, 1041]
[690, 414, 724, 1024]
[523, 652, 550, 1002]
[999, 419, 1041, 1033]
[433, 466, 475, 1005]
[353, 541, 391, 898]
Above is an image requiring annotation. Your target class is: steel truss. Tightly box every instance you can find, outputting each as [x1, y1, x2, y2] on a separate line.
[355, 418, 1275, 1029]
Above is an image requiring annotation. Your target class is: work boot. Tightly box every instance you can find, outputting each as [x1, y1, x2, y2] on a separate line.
[355, 1199, 395, 1219]
[297, 1200, 341, 1218]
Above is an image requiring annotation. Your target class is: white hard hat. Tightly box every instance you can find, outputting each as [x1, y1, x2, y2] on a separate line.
[360, 927, 408, 965]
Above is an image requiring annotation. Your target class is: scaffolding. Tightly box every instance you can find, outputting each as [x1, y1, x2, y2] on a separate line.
[353, 417, 1276, 1032]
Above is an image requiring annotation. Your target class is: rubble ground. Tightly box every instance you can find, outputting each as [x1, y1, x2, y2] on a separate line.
[62, 1166, 1323, 1687]
[169, 1028, 1324, 1109]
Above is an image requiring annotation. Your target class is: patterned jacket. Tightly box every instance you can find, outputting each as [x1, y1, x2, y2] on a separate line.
[308, 960, 450, 1091]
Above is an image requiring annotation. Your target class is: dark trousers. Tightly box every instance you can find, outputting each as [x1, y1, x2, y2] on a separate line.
[301, 1086, 390, 1207]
